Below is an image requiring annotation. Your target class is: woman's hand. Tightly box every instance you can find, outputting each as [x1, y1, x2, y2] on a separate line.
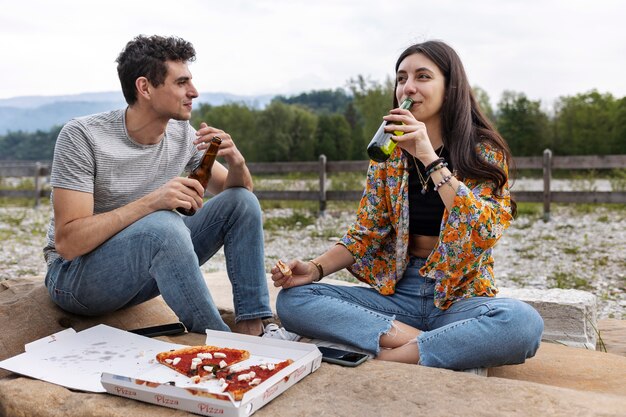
[270, 259, 318, 289]
[383, 108, 439, 165]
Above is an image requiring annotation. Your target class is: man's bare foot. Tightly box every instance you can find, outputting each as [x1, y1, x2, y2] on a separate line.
[232, 318, 264, 336]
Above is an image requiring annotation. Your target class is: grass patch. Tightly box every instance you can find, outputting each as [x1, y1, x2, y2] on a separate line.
[515, 202, 542, 217]
[508, 275, 527, 287]
[608, 169, 626, 191]
[547, 271, 593, 290]
[259, 200, 359, 213]
[329, 172, 365, 191]
[562, 246, 580, 255]
[263, 211, 316, 231]
[513, 245, 537, 259]
[0, 210, 27, 227]
[593, 256, 609, 268]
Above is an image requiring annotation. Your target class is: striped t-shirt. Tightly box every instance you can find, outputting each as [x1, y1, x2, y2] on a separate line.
[44, 109, 202, 265]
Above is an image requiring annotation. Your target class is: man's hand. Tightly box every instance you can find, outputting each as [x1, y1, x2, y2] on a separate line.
[193, 122, 253, 193]
[194, 122, 245, 168]
[146, 177, 205, 212]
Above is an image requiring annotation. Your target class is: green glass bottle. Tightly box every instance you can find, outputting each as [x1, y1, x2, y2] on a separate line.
[176, 136, 222, 216]
[366, 98, 414, 162]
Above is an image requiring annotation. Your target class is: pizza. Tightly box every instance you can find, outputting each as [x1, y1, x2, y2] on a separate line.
[156, 345, 250, 380]
[156, 345, 294, 400]
[276, 260, 292, 277]
[214, 359, 294, 400]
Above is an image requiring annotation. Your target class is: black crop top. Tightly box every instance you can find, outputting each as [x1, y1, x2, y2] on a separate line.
[406, 147, 450, 236]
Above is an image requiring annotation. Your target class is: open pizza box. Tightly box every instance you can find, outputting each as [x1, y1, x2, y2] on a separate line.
[0, 324, 323, 416]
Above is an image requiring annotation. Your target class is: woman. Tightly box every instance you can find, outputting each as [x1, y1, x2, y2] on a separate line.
[270, 40, 543, 371]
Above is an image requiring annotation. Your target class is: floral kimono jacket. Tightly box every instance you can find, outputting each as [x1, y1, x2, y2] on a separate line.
[339, 142, 514, 309]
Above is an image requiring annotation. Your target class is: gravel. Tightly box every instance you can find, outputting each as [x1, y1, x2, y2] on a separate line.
[1, 204, 623, 320]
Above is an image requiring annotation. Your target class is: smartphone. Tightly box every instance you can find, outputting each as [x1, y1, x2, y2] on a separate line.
[129, 322, 187, 338]
[318, 346, 369, 367]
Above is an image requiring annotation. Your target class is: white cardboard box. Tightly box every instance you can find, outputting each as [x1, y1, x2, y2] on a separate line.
[0, 325, 322, 416]
[102, 329, 322, 416]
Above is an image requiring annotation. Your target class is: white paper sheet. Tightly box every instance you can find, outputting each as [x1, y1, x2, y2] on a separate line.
[0, 324, 186, 392]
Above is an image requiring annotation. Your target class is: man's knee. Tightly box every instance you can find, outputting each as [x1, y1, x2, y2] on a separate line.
[210, 188, 262, 228]
[220, 188, 261, 213]
[133, 210, 191, 246]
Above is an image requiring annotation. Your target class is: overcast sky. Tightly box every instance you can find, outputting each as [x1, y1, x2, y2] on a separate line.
[1, 0, 625, 107]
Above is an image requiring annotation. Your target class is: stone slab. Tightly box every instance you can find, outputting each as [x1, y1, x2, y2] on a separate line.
[498, 287, 597, 349]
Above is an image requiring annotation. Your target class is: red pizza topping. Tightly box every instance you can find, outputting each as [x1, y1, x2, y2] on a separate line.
[215, 359, 293, 400]
[156, 346, 250, 379]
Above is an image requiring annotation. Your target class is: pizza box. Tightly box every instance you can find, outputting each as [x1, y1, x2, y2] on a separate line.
[0, 324, 322, 416]
[101, 329, 323, 416]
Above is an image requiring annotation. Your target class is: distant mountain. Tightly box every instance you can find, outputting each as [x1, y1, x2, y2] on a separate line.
[0, 91, 275, 134]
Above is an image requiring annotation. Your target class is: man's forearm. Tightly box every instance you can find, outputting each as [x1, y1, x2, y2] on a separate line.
[55, 198, 153, 260]
[223, 163, 253, 191]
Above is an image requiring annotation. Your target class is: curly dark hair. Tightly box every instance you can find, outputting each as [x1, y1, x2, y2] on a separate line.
[393, 40, 517, 216]
[116, 35, 196, 105]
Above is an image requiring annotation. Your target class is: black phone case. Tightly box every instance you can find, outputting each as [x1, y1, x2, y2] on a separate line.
[129, 322, 187, 338]
[318, 346, 369, 367]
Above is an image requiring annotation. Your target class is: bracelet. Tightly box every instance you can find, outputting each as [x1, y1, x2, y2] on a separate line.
[434, 174, 453, 192]
[309, 260, 324, 282]
[424, 157, 445, 174]
[426, 162, 448, 178]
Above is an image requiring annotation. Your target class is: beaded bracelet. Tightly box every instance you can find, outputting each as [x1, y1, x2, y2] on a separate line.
[426, 162, 448, 178]
[433, 174, 453, 192]
[424, 157, 445, 174]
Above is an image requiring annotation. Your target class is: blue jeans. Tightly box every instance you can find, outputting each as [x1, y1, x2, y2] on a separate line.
[276, 257, 543, 370]
[45, 187, 272, 333]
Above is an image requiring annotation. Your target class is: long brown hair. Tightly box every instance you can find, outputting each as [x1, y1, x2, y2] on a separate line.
[393, 40, 517, 216]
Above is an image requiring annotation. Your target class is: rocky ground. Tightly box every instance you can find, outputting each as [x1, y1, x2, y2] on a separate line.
[0, 203, 624, 319]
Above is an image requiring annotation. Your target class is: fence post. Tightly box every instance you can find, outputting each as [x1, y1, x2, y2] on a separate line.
[318, 154, 327, 216]
[34, 162, 42, 208]
[542, 149, 552, 222]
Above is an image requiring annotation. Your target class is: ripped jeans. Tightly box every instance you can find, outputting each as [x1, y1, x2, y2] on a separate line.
[276, 257, 543, 370]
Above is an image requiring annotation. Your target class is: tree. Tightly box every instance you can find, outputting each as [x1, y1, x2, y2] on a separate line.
[315, 114, 352, 160]
[495, 91, 551, 156]
[344, 102, 366, 159]
[472, 85, 496, 124]
[253, 101, 294, 162]
[192, 103, 258, 160]
[553, 90, 617, 155]
[253, 101, 318, 162]
[613, 97, 626, 154]
[274, 89, 352, 114]
[289, 106, 318, 161]
[347, 75, 394, 141]
[0, 127, 61, 161]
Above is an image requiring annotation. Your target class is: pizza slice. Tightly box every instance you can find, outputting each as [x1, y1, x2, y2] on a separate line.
[214, 359, 294, 401]
[276, 260, 292, 277]
[156, 345, 250, 380]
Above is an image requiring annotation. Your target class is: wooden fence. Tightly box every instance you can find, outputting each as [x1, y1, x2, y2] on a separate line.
[1, 150, 625, 220]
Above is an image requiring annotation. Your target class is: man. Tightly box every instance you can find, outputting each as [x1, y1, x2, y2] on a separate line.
[43, 35, 272, 335]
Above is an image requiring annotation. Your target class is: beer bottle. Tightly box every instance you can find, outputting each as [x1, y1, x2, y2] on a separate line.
[366, 98, 414, 162]
[176, 136, 222, 216]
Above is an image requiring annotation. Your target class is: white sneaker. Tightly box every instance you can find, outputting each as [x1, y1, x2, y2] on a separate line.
[462, 367, 489, 377]
[261, 323, 302, 342]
